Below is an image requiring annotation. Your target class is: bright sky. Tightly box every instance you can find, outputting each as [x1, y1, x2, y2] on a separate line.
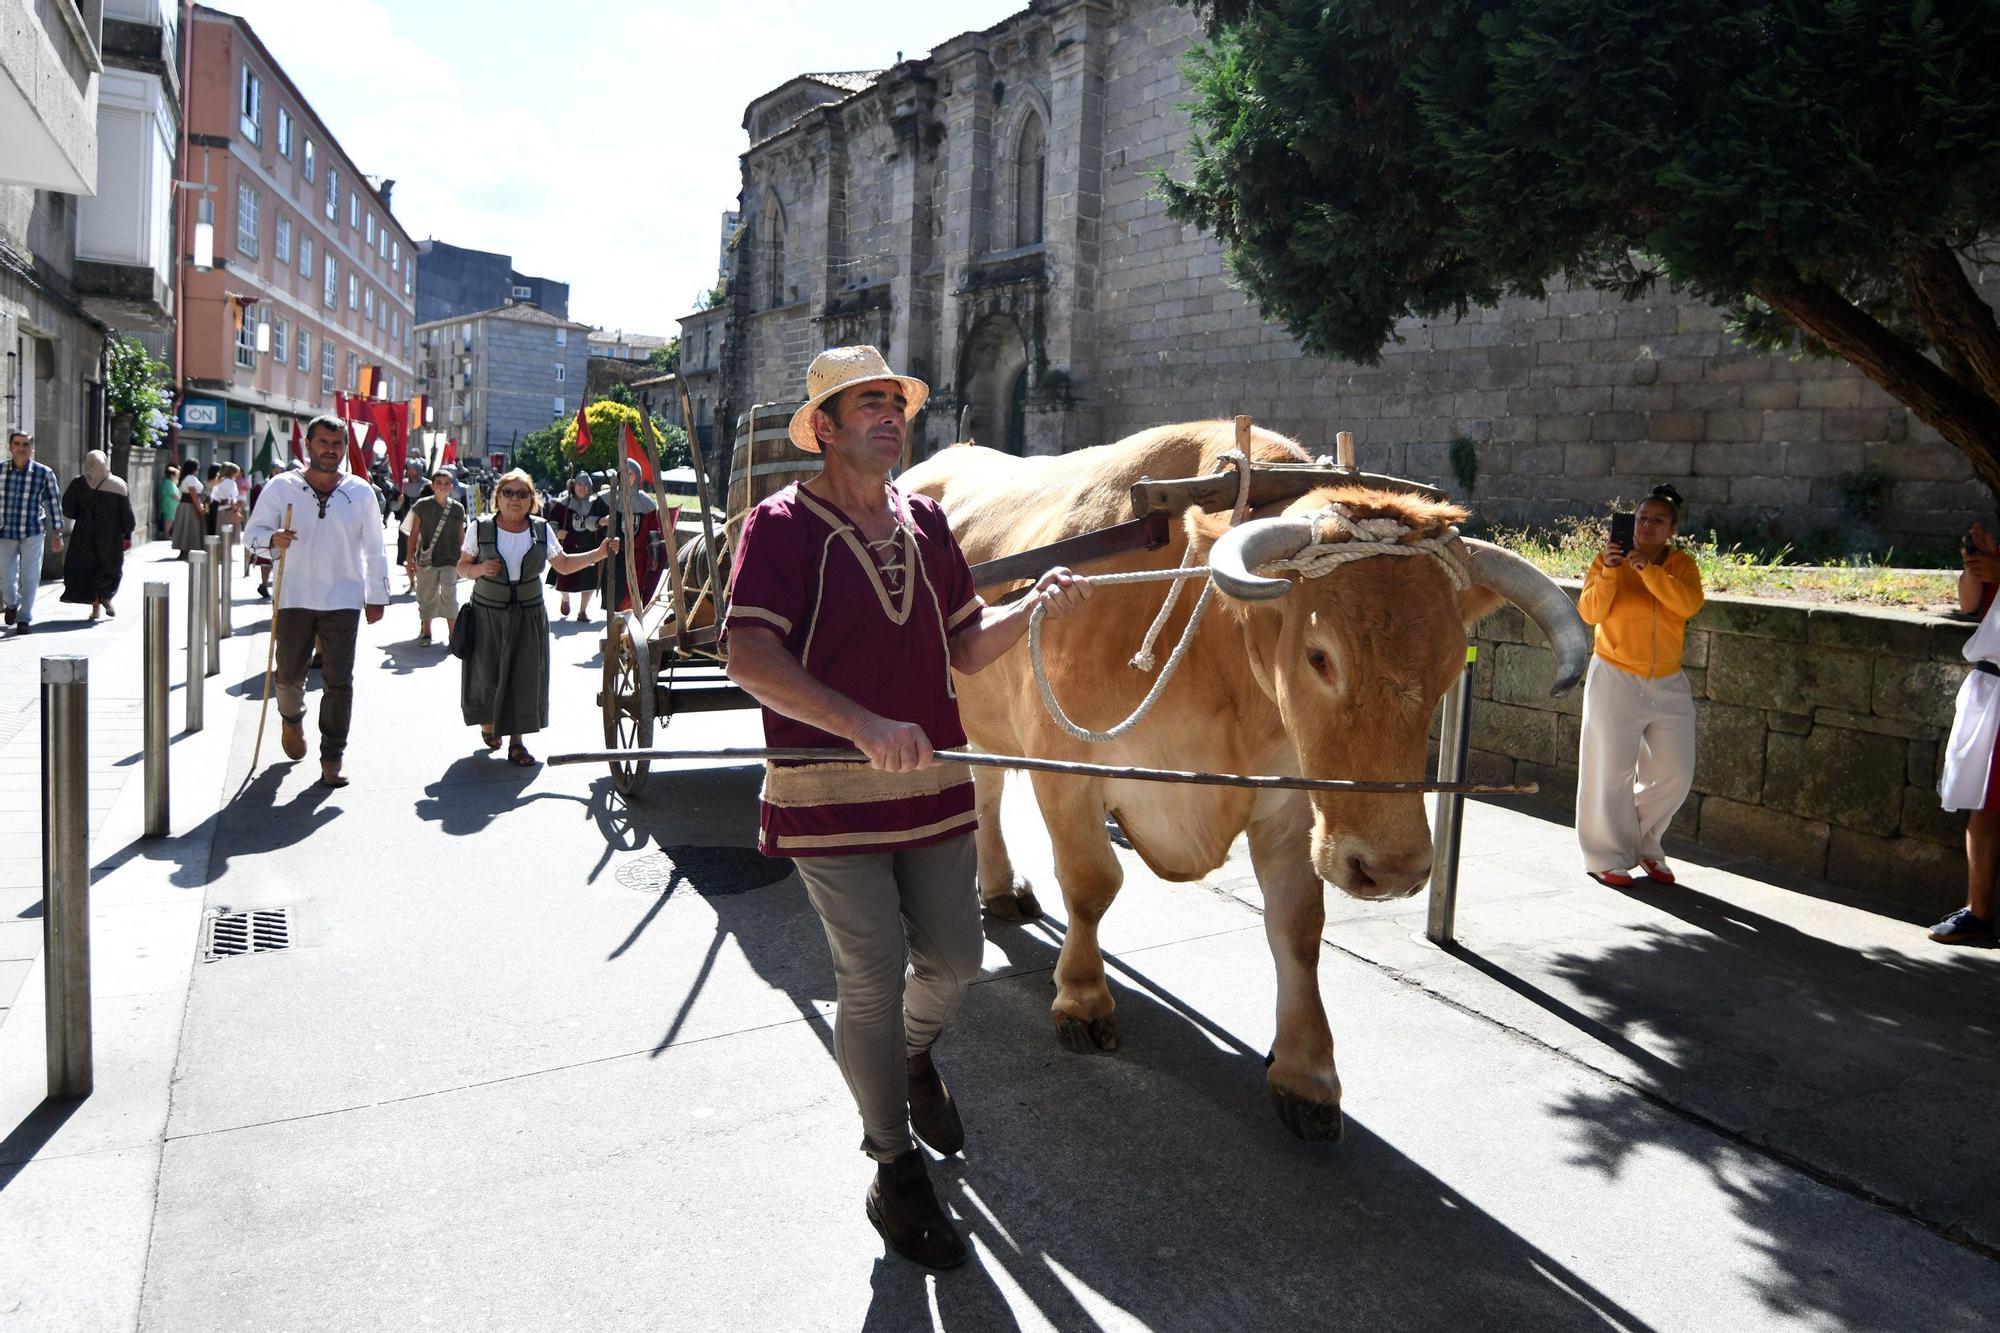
[219, 0, 1022, 341]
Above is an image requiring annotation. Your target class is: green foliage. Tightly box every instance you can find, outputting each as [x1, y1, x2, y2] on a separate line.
[105, 335, 171, 447]
[694, 281, 728, 312]
[513, 400, 688, 487]
[1448, 436, 1479, 494]
[647, 338, 681, 372]
[1162, 1, 2000, 367]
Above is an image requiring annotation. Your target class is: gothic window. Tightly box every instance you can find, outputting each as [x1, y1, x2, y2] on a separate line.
[761, 195, 786, 308]
[1015, 112, 1046, 248]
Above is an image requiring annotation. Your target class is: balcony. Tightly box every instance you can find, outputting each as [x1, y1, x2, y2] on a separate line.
[74, 63, 175, 329]
[0, 0, 103, 194]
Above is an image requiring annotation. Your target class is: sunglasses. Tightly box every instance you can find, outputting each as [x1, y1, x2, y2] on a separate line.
[498, 488, 533, 499]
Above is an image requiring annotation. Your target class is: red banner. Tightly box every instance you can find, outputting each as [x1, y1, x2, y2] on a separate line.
[623, 421, 654, 482]
[574, 398, 592, 456]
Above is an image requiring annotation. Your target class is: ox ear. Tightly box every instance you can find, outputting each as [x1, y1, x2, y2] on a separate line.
[1455, 584, 1506, 626]
[1183, 507, 1232, 559]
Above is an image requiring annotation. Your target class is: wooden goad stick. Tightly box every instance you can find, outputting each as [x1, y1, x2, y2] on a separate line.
[547, 745, 1539, 798]
[248, 502, 293, 772]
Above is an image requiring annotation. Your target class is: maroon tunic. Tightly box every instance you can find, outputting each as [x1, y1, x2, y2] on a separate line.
[723, 482, 983, 857]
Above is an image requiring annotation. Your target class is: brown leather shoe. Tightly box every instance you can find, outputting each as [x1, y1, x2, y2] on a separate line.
[280, 718, 307, 761]
[907, 1050, 963, 1156]
[319, 760, 348, 788]
[865, 1151, 967, 1269]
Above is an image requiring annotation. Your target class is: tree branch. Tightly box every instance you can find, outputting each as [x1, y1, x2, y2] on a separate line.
[1755, 279, 2000, 497]
[1903, 245, 2000, 404]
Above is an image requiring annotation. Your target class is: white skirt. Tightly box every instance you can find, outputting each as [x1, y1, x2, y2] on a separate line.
[1939, 668, 2000, 811]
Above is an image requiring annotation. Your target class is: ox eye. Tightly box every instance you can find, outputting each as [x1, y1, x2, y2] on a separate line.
[1307, 648, 1330, 676]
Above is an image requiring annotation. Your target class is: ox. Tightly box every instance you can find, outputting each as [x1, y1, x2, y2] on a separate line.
[901, 422, 1588, 1140]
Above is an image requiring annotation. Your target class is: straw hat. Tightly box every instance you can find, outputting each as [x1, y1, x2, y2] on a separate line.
[787, 345, 929, 453]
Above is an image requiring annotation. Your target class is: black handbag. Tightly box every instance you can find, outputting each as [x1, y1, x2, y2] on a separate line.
[448, 603, 476, 660]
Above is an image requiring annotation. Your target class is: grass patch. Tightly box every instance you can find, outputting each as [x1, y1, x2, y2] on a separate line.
[1488, 517, 1962, 612]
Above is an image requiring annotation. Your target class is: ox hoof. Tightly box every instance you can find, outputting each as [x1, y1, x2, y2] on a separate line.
[1268, 1085, 1344, 1142]
[1055, 1014, 1119, 1054]
[981, 884, 1043, 924]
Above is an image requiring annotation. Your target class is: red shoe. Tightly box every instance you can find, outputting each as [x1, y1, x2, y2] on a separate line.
[1640, 858, 1676, 884]
[1588, 870, 1636, 888]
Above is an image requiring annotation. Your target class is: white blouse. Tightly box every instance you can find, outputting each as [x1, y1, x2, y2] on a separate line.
[462, 520, 560, 582]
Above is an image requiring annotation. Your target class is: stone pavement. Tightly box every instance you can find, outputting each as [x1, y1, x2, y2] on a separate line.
[2, 531, 1998, 1330]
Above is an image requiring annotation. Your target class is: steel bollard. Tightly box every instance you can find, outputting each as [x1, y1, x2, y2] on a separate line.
[143, 583, 170, 837]
[1426, 646, 1476, 945]
[41, 655, 91, 1099]
[202, 536, 221, 677]
[216, 524, 234, 640]
[186, 551, 207, 730]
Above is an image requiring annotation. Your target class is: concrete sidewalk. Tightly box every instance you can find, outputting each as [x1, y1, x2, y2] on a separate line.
[1, 539, 1997, 1330]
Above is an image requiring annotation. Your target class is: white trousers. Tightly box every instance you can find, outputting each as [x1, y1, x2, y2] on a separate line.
[1575, 657, 1698, 872]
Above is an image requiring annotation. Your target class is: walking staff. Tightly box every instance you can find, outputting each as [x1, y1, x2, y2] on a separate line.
[242, 416, 389, 788]
[721, 345, 1089, 1271]
[247, 504, 294, 772]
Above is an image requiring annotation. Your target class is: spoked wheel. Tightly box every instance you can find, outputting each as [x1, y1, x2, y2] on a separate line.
[601, 615, 653, 796]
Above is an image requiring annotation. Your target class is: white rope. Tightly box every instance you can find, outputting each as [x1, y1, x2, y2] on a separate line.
[1028, 501, 1469, 744]
[1127, 451, 1252, 673]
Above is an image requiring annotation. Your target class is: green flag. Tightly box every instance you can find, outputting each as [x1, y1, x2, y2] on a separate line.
[253, 422, 276, 477]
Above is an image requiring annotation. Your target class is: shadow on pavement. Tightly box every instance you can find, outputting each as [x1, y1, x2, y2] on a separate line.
[0, 1099, 82, 1188]
[377, 639, 448, 676]
[1455, 877, 2000, 1322]
[593, 767, 1652, 1329]
[89, 766, 342, 890]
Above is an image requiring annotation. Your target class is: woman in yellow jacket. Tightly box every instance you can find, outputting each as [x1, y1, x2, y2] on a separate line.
[1576, 484, 1705, 886]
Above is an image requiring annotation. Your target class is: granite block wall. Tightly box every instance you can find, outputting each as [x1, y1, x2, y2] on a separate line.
[1463, 589, 1976, 915]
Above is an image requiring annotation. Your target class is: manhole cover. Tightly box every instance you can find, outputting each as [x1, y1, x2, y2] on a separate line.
[205, 909, 290, 960]
[614, 845, 793, 899]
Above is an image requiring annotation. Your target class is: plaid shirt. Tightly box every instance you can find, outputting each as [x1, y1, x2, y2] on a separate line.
[0, 459, 64, 541]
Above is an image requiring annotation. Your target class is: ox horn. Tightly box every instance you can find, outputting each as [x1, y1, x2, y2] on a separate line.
[1459, 538, 1592, 695]
[1205, 516, 1319, 601]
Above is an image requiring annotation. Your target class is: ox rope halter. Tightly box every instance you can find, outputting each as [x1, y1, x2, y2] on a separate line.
[1027, 489, 1472, 745]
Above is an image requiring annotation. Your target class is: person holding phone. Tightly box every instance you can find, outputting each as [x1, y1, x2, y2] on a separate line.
[1575, 484, 1705, 886]
[1929, 523, 2000, 944]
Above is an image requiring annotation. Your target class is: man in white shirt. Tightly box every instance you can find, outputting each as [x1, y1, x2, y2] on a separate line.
[244, 415, 390, 787]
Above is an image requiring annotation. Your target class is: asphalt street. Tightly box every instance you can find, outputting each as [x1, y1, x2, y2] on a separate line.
[2, 531, 1998, 1331]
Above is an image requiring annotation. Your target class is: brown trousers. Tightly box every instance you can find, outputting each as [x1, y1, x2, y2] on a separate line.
[274, 607, 360, 762]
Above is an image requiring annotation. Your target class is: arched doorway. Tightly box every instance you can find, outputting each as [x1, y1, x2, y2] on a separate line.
[958, 315, 1030, 454]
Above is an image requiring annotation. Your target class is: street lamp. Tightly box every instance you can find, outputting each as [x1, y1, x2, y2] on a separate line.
[256, 318, 271, 353]
[193, 199, 214, 270]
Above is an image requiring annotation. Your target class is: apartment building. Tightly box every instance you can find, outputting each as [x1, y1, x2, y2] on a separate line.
[414, 239, 567, 324]
[178, 4, 415, 470]
[415, 303, 590, 466]
[2, 0, 110, 500]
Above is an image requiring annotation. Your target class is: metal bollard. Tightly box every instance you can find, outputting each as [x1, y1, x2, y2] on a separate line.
[216, 524, 234, 640]
[186, 551, 207, 730]
[143, 583, 170, 837]
[41, 655, 92, 1099]
[1426, 646, 1476, 945]
[203, 536, 221, 677]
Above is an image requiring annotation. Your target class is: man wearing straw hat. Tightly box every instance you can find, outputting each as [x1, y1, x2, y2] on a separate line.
[725, 346, 1088, 1270]
[244, 415, 389, 788]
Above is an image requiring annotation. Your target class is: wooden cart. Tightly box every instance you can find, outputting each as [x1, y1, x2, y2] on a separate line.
[597, 411, 1440, 797]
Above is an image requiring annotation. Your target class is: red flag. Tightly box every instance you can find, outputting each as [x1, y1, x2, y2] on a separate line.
[573, 398, 592, 456]
[623, 420, 654, 482]
[385, 402, 409, 485]
[441, 437, 458, 465]
[289, 417, 304, 464]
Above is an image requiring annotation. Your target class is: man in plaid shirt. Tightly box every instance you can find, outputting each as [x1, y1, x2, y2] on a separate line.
[1, 431, 67, 633]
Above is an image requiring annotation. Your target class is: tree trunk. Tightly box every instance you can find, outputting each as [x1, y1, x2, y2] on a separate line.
[1754, 279, 2000, 503]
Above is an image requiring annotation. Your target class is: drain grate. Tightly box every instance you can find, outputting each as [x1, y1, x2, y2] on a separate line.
[204, 908, 291, 961]
[614, 845, 794, 899]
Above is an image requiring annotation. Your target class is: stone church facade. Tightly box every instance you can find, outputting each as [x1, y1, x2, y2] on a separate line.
[708, 0, 1989, 543]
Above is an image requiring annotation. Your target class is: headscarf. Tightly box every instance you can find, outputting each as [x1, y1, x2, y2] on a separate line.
[81, 450, 128, 496]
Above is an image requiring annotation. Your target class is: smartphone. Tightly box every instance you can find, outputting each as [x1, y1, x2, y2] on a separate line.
[1965, 530, 1979, 557]
[1609, 511, 1636, 551]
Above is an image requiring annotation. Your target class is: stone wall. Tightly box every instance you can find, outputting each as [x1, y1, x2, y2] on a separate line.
[1465, 590, 1974, 915]
[717, 0, 1997, 546]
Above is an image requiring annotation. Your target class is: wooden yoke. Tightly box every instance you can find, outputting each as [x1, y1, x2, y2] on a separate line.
[1130, 427, 1445, 519]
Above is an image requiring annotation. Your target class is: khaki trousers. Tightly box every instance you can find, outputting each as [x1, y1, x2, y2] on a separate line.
[794, 833, 981, 1162]
[1575, 657, 1697, 873]
[274, 608, 360, 763]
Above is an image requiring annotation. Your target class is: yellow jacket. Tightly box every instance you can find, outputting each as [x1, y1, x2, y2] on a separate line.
[1577, 548, 1705, 678]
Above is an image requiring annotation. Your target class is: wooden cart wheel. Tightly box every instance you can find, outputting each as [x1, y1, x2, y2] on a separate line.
[602, 615, 654, 796]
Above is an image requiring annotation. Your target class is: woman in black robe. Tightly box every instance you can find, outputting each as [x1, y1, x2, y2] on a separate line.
[60, 450, 136, 620]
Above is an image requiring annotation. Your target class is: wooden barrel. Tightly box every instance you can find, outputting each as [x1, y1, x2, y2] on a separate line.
[726, 402, 816, 519]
